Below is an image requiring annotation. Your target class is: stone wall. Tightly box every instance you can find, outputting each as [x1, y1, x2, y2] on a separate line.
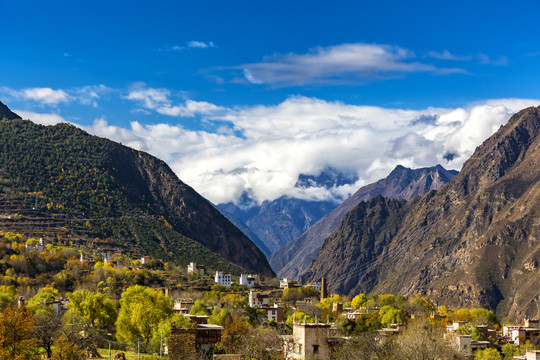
[169, 328, 198, 360]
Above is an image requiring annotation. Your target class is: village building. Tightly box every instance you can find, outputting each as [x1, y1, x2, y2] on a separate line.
[379, 323, 406, 336]
[173, 298, 195, 314]
[260, 303, 283, 322]
[214, 271, 232, 287]
[332, 302, 343, 314]
[513, 350, 540, 360]
[453, 334, 491, 356]
[239, 274, 256, 288]
[283, 322, 344, 360]
[79, 252, 95, 265]
[187, 262, 205, 276]
[43, 298, 70, 316]
[140, 256, 151, 264]
[25, 238, 45, 251]
[306, 282, 321, 291]
[280, 278, 300, 289]
[343, 310, 363, 321]
[249, 289, 269, 307]
[168, 323, 223, 360]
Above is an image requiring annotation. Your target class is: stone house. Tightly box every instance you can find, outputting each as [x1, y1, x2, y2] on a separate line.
[283, 322, 344, 360]
[169, 323, 223, 360]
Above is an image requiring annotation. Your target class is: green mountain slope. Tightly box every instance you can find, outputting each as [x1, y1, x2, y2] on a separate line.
[0, 103, 274, 276]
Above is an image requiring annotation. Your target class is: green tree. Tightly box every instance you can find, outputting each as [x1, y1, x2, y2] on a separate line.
[379, 306, 406, 327]
[336, 316, 355, 334]
[115, 285, 173, 346]
[475, 348, 502, 360]
[28, 285, 60, 315]
[501, 344, 518, 360]
[221, 316, 251, 354]
[208, 308, 232, 326]
[351, 294, 367, 309]
[379, 294, 396, 307]
[455, 308, 472, 322]
[189, 299, 209, 315]
[470, 308, 498, 325]
[0, 285, 17, 309]
[67, 290, 117, 330]
[149, 313, 193, 354]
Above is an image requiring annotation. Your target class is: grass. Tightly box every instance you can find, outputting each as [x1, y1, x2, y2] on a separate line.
[95, 348, 168, 360]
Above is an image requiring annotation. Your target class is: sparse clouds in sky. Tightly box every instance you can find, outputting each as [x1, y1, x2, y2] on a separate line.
[124, 83, 226, 117]
[426, 50, 508, 66]
[0, 85, 111, 106]
[229, 43, 466, 86]
[161, 41, 216, 52]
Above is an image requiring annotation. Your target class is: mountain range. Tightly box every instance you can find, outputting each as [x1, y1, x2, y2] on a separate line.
[271, 164, 458, 278]
[0, 101, 274, 276]
[217, 168, 358, 255]
[302, 106, 540, 319]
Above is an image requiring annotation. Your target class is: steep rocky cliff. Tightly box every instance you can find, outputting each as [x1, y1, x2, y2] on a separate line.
[303, 107, 540, 319]
[271, 165, 457, 278]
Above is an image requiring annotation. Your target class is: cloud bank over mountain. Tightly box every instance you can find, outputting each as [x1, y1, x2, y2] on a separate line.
[9, 91, 539, 205]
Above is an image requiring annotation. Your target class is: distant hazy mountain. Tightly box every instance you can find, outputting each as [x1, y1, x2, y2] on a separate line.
[0, 101, 274, 276]
[215, 206, 272, 257]
[270, 164, 458, 278]
[217, 168, 358, 255]
[303, 106, 540, 319]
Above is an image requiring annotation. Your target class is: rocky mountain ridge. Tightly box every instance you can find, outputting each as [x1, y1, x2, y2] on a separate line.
[303, 106, 540, 319]
[271, 164, 458, 278]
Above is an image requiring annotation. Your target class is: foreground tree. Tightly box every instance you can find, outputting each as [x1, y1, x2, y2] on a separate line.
[475, 348, 502, 360]
[392, 317, 468, 360]
[67, 290, 117, 332]
[241, 326, 283, 360]
[50, 335, 85, 360]
[115, 285, 173, 348]
[221, 315, 251, 354]
[0, 306, 38, 359]
[32, 311, 63, 358]
[336, 330, 394, 360]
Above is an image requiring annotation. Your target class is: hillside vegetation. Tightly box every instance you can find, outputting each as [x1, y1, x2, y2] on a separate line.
[0, 112, 273, 275]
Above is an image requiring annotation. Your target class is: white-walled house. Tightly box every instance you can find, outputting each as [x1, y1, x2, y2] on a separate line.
[215, 271, 232, 287]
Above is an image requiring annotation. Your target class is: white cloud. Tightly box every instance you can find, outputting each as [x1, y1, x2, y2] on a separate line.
[187, 41, 215, 49]
[427, 50, 508, 66]
[124, 84, 226, 118]
[75, 96, 540, 205]
[14, 110, 67, 126]
[21, 87, 70, 104]
[0, 85, 111, 106]
[13, 90, 539, 205]
[233, 43, 465, 86]
[160, 41, 216, 52]
[124, 84, 171, 109]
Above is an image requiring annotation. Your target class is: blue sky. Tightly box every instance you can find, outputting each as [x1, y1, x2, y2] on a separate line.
[1, 0, 539, 203]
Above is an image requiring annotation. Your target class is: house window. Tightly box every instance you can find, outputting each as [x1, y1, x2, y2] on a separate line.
[313, 345, 319, 354]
